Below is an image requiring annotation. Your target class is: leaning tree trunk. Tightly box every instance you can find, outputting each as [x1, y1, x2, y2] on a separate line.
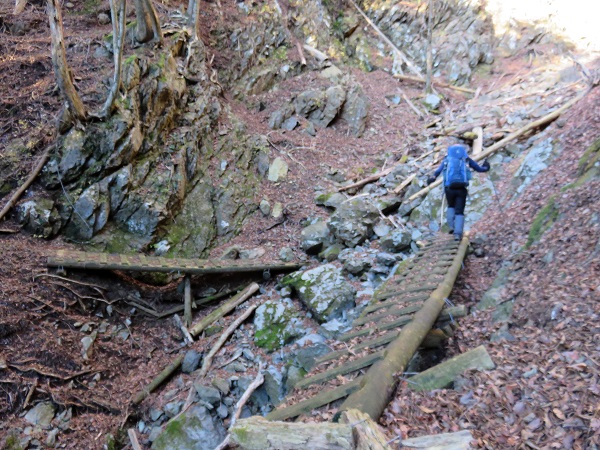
[425, 0, 434, 94]
[98, 0, 127, 117]
[46, 0, 86, 122]
[134, 0, 163, 44]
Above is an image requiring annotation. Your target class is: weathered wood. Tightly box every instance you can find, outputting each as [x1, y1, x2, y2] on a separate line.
[196, 301, 261, 378]
[0, 145, 52, 223]
[266, 377, 363, 421]
[339, 306, 466, 342]
[401, 430, 473, 449]
[394, 74, 476, 94]
[340, 409, 392, 450]
[354, 304, 422, 326]
[173, 314, 193, 344]
[339, 166, 395, 192]
[315, 331, 401, 365]
[230, 416, 354, 449]
[337, 237, 469, 420]
[362, 295, 429, 315]
[408, 345, 495, 391]
[131, 355, 184, 405]
[472, 126, 483, 156]
[183, 275, 192, 327]
[47, 250, 300, 275]
[189, 282, 259, 337]
[295, 350, 384, 390]
[393, 173, 416, 194]
[409, 88, 589, 201]
[127, 428, 143, 450]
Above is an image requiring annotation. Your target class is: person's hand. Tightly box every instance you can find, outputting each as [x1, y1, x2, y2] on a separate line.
[482, 159, 490, 171]
[427, 175, 436, 185]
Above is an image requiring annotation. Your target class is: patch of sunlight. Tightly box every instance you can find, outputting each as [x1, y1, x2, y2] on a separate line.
[486, 0, 600, 52]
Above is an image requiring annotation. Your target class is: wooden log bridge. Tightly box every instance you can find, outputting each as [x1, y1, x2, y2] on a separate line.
[47, 249, 301, 275]
[267, 235, 471, 422]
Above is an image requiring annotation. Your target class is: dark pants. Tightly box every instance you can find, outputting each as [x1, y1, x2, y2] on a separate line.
[445, 186, 468, 215]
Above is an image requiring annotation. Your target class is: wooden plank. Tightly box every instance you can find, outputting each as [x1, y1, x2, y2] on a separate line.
[295, 351, 384, 390]
[266, 377, 363, 421]
[401, 430, 473, 449]
[354, 303, 422, 326]
[408, 345, 495, 392]
[362, 294, 429, 315]
[47, 250, 301, 274]
[315, 330, 401, 365]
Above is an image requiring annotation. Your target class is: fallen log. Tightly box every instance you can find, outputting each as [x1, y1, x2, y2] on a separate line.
[131, 355, 184, 405]
[229, 416, 354, 450]
[340, 409, 392, 450]
[0, 144, 52, 223]
[336, 237, 469, 420]
[471, 126, 483, 156]
[408, 88, 590, 201]
[394, 74, 476, 95]
[189, 282, 259, 337]
[339, 166, 395, 192]
[408, 345, 495, 391]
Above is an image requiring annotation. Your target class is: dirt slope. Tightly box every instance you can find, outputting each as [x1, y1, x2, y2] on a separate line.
[1, 0, 600, 448]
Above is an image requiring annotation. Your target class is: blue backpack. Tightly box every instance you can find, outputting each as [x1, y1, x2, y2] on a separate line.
[443, 145, 471, 188]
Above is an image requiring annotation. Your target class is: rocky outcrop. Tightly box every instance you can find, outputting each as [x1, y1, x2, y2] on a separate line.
[32, 38, 264, 256]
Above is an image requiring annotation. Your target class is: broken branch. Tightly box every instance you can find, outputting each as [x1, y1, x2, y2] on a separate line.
[196, 302, 262, 379]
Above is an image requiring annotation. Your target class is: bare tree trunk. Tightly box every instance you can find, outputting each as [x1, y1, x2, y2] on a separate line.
[46, 0, 86, 122]
[98, 0, 127, 118]
[134, 0, 163, 44]
[425, 0, 434, 94]
[192, 0, 201, 39]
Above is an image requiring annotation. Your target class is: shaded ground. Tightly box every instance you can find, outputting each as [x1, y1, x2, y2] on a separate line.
[1, 0, 600, 449]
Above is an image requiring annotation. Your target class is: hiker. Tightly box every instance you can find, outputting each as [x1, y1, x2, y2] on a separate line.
[427, 144, 490, 241]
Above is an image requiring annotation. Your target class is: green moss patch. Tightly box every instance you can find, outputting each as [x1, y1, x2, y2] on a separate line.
[526, 195, 559, 248]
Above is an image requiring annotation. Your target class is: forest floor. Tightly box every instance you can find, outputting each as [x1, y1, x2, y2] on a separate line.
[1, 0, 600, 449]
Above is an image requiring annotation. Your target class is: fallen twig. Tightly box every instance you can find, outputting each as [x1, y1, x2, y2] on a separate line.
[338, 166, 395, 192]
[0, 144, 52, 223]
[131, 355, 185, 405]
[173, 314, 194, 345]
[127, 429, 143, 450]
[196, 302, 262, 379]
[214, 362, 266, 450]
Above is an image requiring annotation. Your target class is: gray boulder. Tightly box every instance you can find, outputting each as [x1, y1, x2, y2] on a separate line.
[328, 197, 380, 247]
[282, 264, 356, 323]
[340, 84, 369, 137]
[380, 228, 412, 252]
[300, 221, 331, 254]
[24, 402, 56, 428]
[151, 405, 226, 450]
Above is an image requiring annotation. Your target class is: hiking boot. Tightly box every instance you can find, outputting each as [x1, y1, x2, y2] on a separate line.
[454, 214, 465, 241]
[446, 207, 455, 234]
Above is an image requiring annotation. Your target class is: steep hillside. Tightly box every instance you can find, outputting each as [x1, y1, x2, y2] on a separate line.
[1, 0, 599, 448]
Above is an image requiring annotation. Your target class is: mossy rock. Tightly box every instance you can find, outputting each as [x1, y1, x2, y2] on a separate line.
[282, 264, 356, 323]
[253, 299, 304, 352]
[526, 195, 560, 248]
